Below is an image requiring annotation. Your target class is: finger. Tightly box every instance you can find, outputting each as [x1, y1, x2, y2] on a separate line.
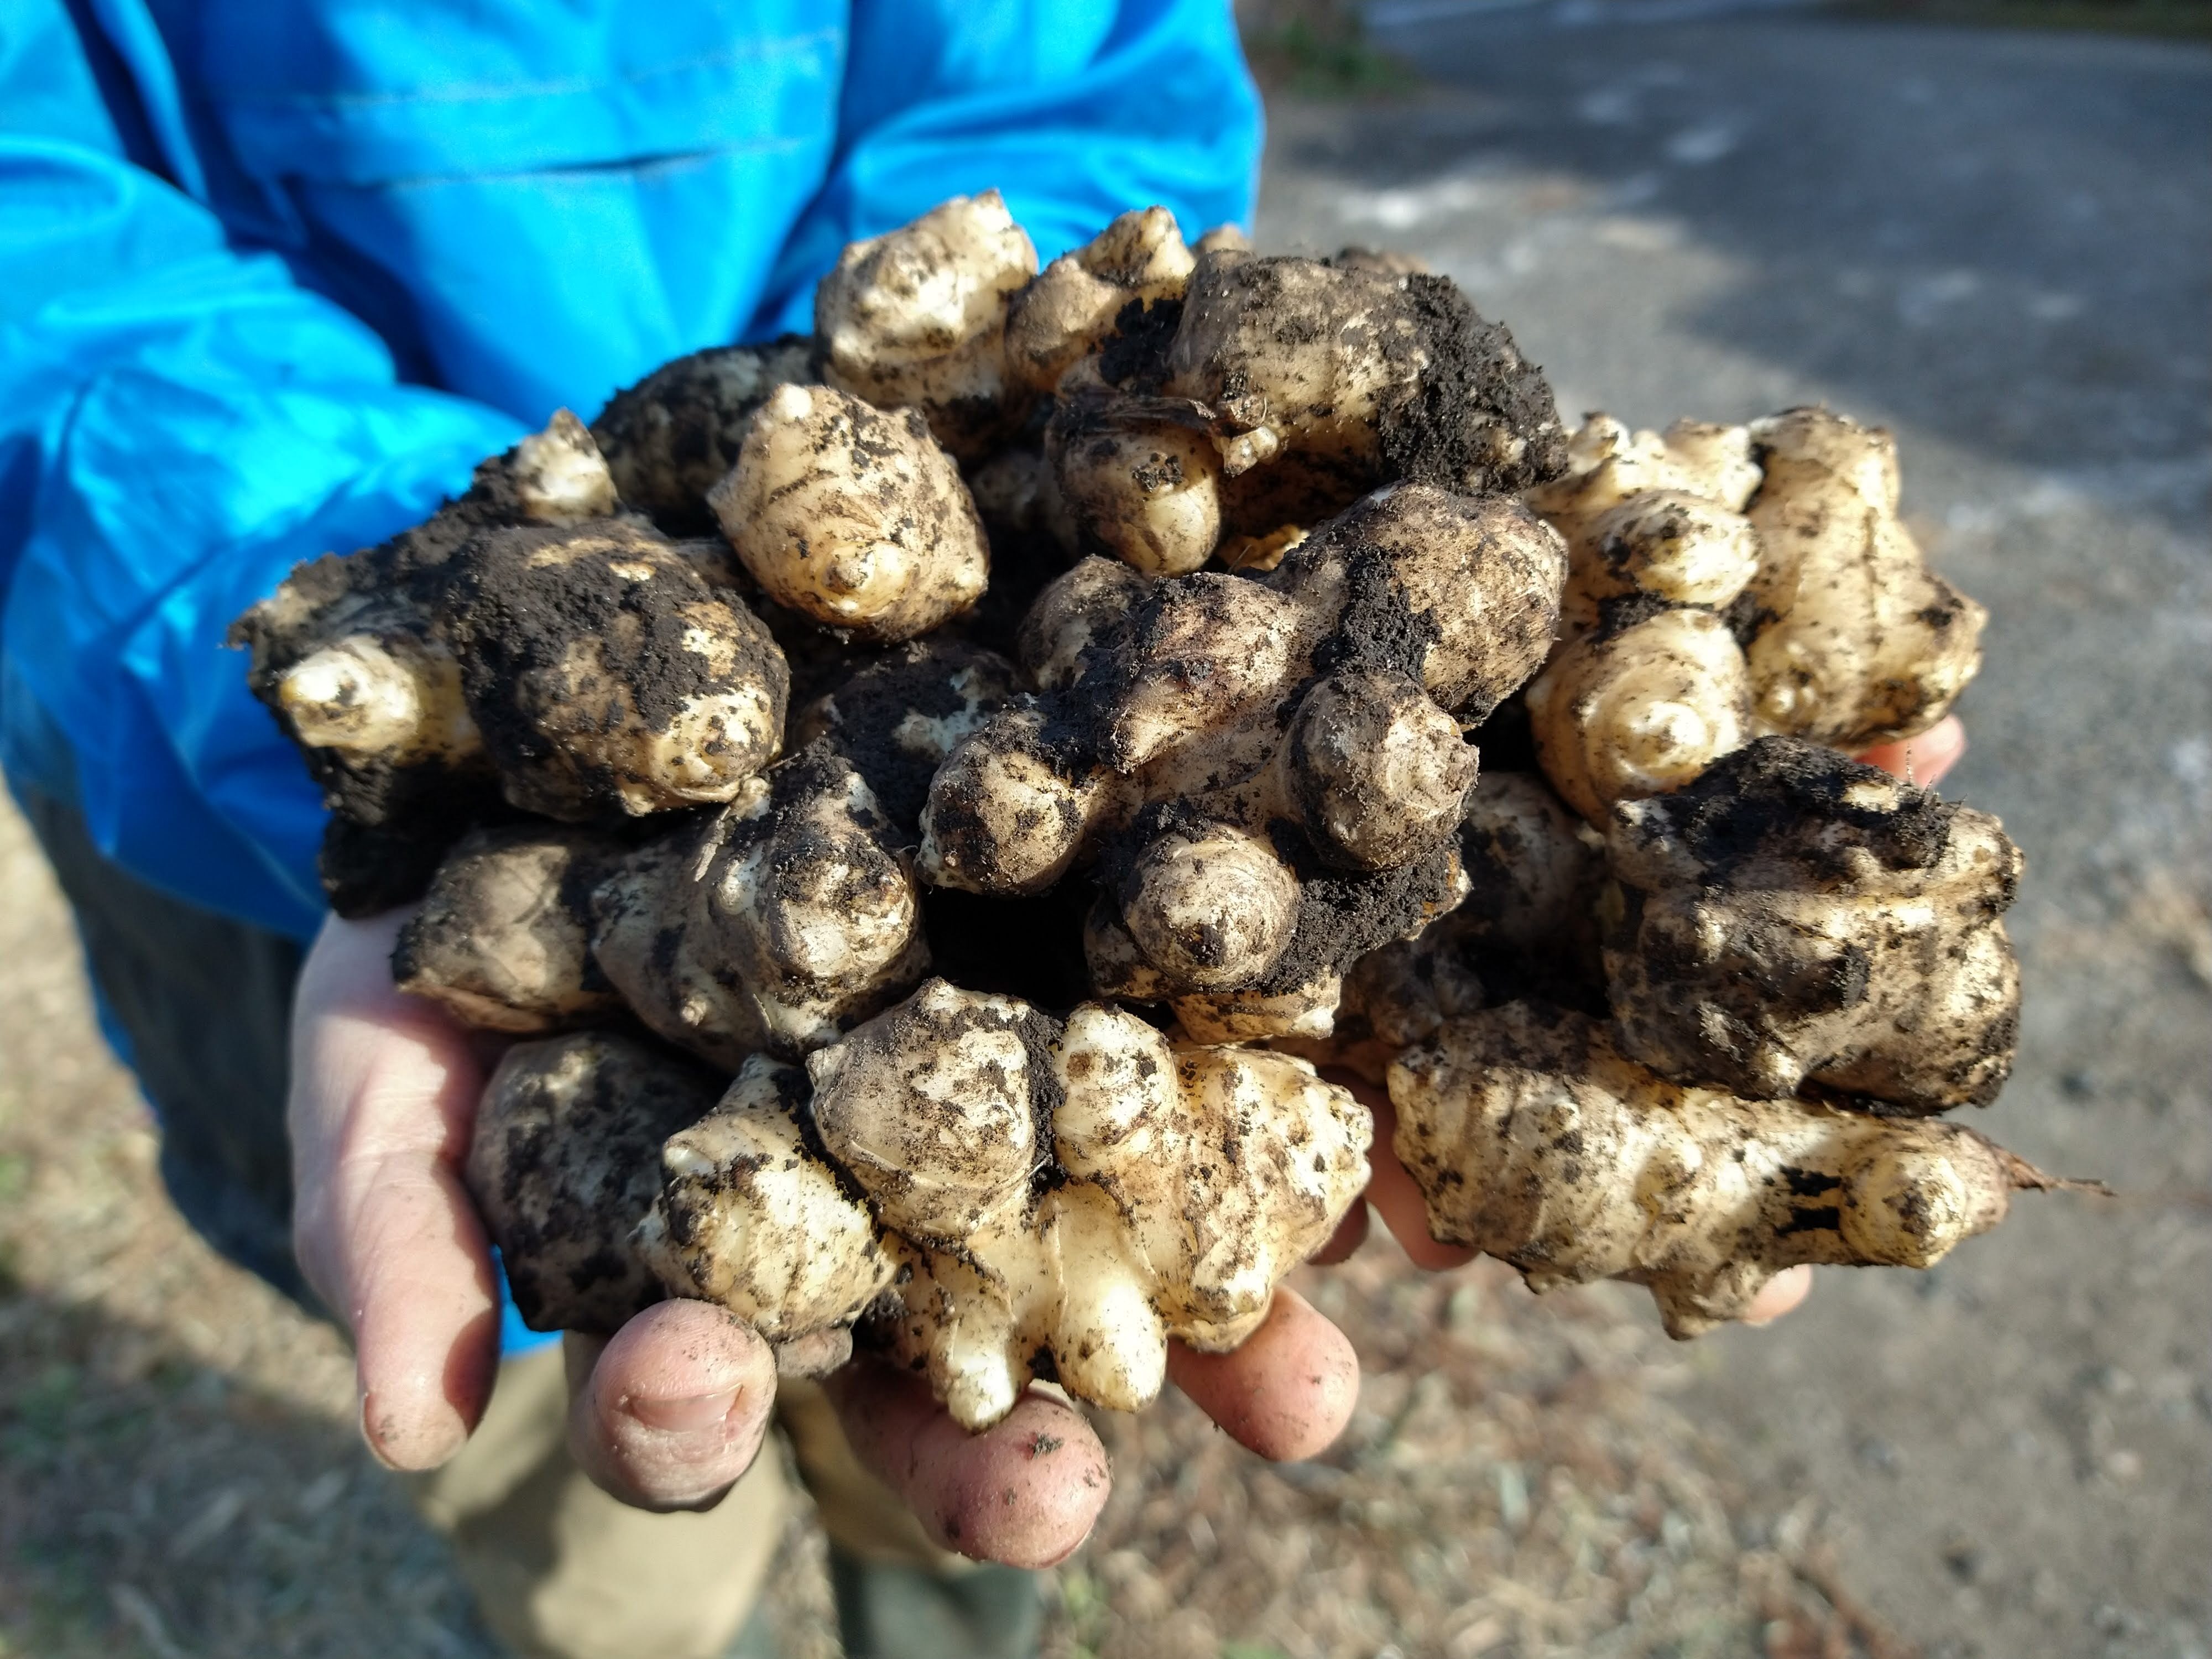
[1856, 714, 1965, 787]
[1167, 1287, 1359, 1461]
[1741, 1265, 1814, 1327]
[1324, 1072, 1478, 1271]
[823, 1361, 1110, 1568]
[289, 911, 500, 1471]
[1308, 1199, 1370, 1266]
[564, 1300, 778, 1510]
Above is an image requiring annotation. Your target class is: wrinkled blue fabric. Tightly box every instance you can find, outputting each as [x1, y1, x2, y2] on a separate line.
[1, 0, 1262, 944]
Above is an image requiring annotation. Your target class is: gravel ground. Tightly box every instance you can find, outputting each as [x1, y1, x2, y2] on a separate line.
[1254, 13, 2211, 1657]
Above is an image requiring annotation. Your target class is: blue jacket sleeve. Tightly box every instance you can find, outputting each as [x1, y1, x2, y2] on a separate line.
[0, 6, 525, 940]
[748, 0, 1262, 338]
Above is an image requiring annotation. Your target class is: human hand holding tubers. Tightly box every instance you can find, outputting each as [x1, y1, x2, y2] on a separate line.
[242, 191, 2059, 1472]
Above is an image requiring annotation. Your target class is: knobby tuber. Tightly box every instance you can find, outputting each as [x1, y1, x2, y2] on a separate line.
[226, 190, 2053, 1430]
[708, 383, 990, 644]
[813, 190, 1039, 458]
[1036, 243, 1571, 579]
[1525, 409, 1987, 823]
[1604, 737, 2022, 1112]
[397, 748, 928, 1065]
[1389, 1001, 2040, 1337]
[234, 413, 792, 910]
[648, 979, 1370, 1429]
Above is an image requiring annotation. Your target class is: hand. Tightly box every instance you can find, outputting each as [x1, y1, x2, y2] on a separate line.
[289, 910, 1361, 1567]
[1315, 715, 1972, 1331]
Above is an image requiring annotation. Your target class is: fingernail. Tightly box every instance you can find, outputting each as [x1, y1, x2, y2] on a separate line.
[359, 1392, 405, 1470]
[358, 1390, 465, 1470]
[625, 1389, 742, 1433]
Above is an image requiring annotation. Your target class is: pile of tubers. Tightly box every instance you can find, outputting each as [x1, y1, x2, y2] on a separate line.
[237, 191, 2052, 1431]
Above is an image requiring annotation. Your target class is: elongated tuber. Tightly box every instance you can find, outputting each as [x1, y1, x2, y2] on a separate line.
[1389, 1001, 2038, 1337]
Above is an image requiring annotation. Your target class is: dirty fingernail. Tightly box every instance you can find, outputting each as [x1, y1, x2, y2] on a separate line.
[625, 1389, 741, 1433]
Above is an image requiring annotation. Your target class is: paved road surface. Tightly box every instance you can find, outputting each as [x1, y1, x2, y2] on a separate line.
[1257, 16, 2211, 1657]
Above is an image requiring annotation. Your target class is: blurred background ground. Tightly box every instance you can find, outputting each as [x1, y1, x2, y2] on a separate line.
[4, 5, 2207, 1657]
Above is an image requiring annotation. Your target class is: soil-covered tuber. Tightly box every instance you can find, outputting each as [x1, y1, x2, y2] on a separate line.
[813, 190, 1039, 458]
[236, 415, 792, 906]
[1005, 207, 1196, 395]
[1604, 738, 2022, 1111]
[469, 1030, 726, 1334]
[1389, 1001, 2039, 1337]
[1166, 249, 1568, 495]
[921, 484, 1565, 1033]
[645, 979, 1370, 1430]
[589, 336, 816, 534]
[591, 750, 931, 1067]
[393, 824, 629, 1032]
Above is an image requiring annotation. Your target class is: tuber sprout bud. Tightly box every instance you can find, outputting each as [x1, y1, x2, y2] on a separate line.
[1283, 669, 1480, 871]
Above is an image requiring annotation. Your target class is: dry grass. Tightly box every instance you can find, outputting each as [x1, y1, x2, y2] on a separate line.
[0, 792, 1901, 1658]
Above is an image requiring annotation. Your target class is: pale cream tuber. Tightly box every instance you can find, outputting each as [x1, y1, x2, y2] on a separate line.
[637, 980, 1369, 1426]
[813, 190, 1039, 457]
[1389, 1001, 2039, 1337]
[708, 383, 990, 644]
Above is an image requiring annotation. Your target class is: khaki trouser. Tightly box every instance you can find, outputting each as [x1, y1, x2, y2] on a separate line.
[406, 1348, 966, 1659]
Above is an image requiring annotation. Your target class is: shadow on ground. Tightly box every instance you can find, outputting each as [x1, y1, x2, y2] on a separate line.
[1266, 17, 2211, 491]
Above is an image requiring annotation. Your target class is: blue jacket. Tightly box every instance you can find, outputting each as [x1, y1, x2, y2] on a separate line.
[0, 0, 1261, 942]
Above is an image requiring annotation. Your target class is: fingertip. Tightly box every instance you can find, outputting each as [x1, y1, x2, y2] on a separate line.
[826, 1363, 1112, 1569]
[1741, 1264, 1814, 1327]
[570, 1300, 776, 1510]
[1168, 1287, 1359, 1463]
[924, 1392, 1112, 1568]
[1365, 1117, 1479, 1272]
[1857, 714, 1966, 787]
[356, 1303, 499, 1471]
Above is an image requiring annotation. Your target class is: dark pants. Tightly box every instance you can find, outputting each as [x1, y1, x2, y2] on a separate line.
[18, 788, 312, 1308]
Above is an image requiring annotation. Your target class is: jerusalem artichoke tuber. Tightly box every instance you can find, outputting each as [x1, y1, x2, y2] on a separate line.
[1389, 1000, 2039, 1337]
[645, 978, 1371, 1430]
[1603, 737, 2022, 1110]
